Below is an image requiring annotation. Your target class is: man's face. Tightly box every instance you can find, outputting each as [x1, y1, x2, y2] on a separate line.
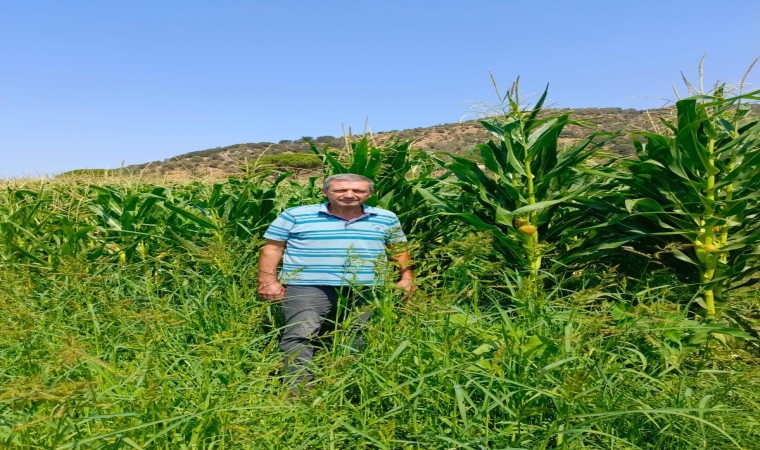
[323, 180, 373, 208]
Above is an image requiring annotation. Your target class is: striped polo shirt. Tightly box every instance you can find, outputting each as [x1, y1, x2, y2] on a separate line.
[263, 203, 407, 286]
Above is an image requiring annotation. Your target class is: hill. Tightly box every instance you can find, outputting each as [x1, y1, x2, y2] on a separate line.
[101, 107, 685, 179]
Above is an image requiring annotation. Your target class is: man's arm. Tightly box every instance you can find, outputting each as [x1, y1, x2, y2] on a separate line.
[258, 239, 286, 301]
[389, 245, 415, 293]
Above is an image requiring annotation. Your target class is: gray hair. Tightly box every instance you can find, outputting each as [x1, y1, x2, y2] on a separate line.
[323, 174, 375, 192]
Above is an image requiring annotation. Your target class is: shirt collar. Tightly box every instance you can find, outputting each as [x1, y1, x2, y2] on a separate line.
[319, 202, 377, 216]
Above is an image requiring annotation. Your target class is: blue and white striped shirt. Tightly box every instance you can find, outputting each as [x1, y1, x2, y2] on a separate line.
[263, 203, 407, 286]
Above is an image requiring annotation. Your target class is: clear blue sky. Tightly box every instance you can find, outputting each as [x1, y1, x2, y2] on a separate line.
[2, 1, 759, 178]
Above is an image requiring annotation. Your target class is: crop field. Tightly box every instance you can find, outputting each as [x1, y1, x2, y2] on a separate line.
[1, 86, 759, 449]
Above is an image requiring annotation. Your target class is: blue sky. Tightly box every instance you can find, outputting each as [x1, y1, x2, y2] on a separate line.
[2, 1, 759, 178]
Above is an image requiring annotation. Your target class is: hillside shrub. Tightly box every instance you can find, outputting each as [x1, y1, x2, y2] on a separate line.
[250, 153, 322, 171]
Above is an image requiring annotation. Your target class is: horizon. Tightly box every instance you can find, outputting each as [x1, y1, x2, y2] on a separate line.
[2, 0, 759, 178]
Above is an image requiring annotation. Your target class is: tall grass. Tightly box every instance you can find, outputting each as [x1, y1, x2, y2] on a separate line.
[1, 249, 757, 448]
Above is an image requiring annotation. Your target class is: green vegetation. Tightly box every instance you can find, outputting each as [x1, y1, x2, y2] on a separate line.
[1, 82, 759, 448]
[421, 81, 618, 288]
[56, 168, 140, 178]
[621, 88, 760, 318]
[250, 152, 323, 171]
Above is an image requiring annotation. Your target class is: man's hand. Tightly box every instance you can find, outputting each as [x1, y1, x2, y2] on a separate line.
[258, 282, 286, 302]
[396, 278, 415, 292]
[396, 277, 416, 303]
[258, 239, 287, 302]
[389, 247, 415, 302]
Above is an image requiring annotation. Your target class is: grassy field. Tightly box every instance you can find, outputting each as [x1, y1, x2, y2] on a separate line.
[2, 86, 759, 449]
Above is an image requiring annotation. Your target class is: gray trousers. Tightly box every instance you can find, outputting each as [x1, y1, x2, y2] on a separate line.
[279, 285, 372, 384]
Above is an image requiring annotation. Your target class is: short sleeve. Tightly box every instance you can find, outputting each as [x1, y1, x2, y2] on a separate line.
[385, 216, 407, 244]
[263, 210, 296, 241]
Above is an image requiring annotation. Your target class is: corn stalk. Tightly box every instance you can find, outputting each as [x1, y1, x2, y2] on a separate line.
[419, 81, 616, 288]
[623, 87, 760, 318]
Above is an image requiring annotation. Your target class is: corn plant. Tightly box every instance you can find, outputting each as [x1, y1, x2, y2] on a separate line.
[87, 183, 220, 262]
[0, 187, 54, 266]
[420, 81, 617, 289]
[202, 173, 288, 240]
[0, 184, 96, 269]
[622, 87, 760, 318]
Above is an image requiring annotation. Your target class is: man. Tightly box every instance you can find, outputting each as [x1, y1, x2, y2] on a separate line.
[258, 173, 414, 386]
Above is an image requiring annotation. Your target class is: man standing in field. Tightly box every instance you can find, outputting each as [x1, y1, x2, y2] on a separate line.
[258, 173, 414, 387]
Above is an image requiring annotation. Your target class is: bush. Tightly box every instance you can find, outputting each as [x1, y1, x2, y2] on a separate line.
[251, 153, 322, 170]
